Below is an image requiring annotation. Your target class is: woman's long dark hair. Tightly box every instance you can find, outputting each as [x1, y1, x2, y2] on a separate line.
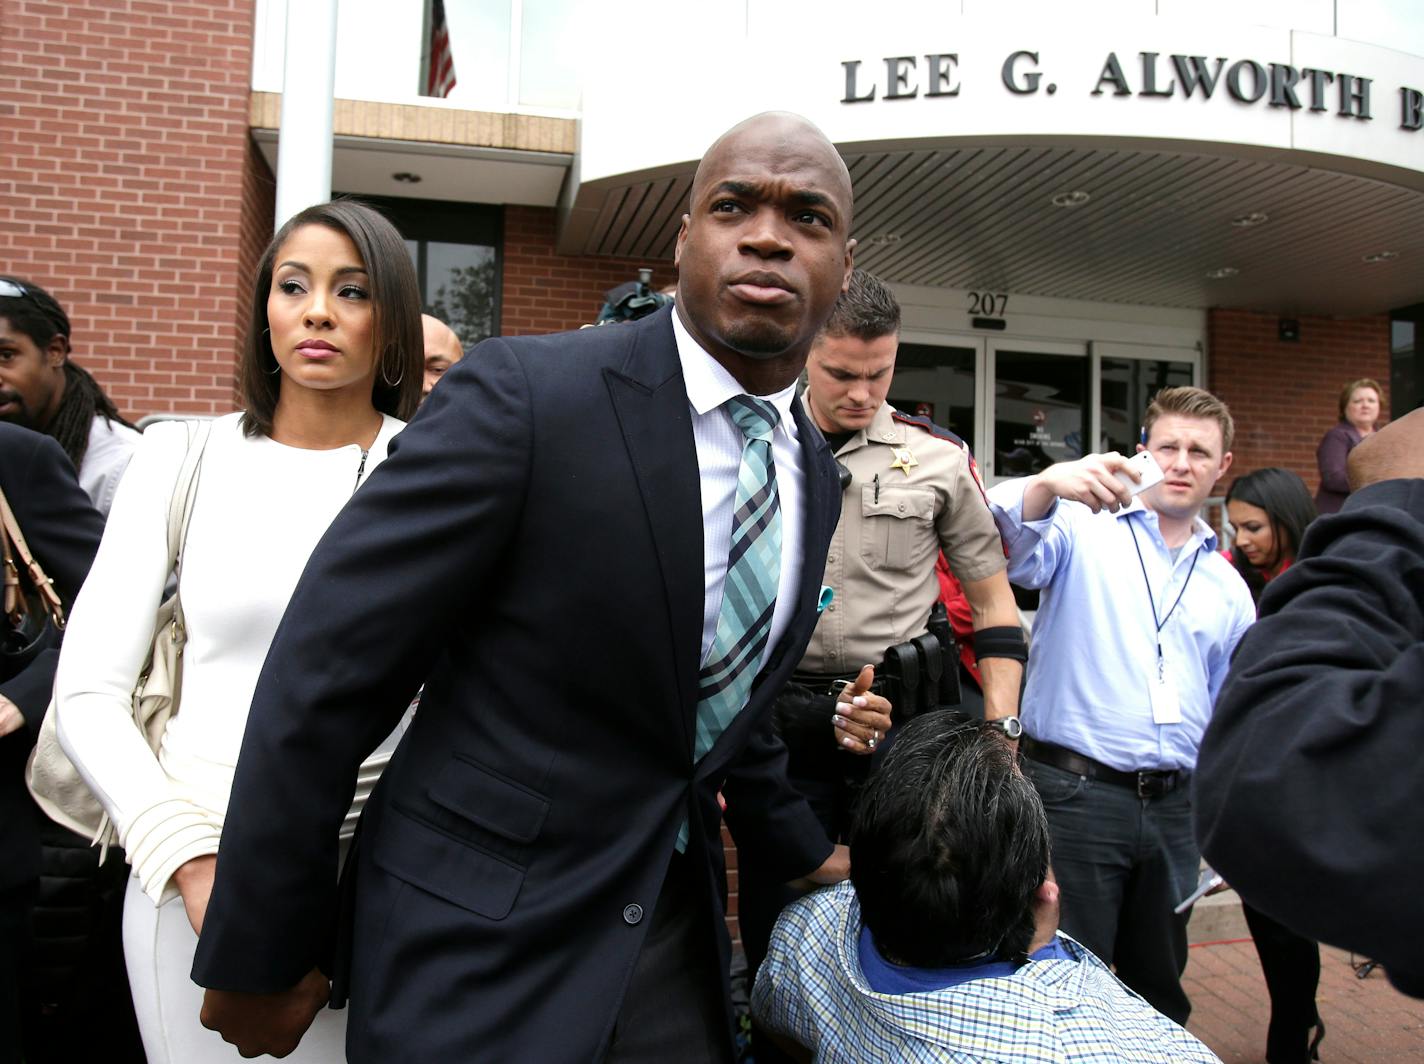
[0, 275, 135, 470]
[1225, 467, 1317, 604]
[240, 200, 422, 436]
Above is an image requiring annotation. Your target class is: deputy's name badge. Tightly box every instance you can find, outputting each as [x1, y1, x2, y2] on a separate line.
[890, 447, 919, 476]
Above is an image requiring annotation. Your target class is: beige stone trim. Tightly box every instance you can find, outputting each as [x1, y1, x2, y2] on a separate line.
[249, 92, 574, 154]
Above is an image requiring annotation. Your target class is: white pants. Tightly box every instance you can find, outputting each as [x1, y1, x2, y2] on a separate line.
[123, 875, 350, 1064]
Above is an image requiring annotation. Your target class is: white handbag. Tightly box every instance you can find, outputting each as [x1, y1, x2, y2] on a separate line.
[27, 420, 212, 859]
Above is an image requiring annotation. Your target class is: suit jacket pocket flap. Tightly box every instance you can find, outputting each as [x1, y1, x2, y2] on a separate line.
[428, 755, 549, 844]
[373, 806, 523, 920]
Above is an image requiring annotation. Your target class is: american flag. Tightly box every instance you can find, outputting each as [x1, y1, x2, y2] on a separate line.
[425, 0, 456, 98]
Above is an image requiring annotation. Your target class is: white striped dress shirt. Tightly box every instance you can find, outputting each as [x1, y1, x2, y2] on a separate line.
[672, 308, 806, 673]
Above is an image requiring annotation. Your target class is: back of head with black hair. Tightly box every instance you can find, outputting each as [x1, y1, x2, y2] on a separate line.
[849, 714, 1049, 969]
[1225, 467, 1317, 604]
[0, 275, 133, 470]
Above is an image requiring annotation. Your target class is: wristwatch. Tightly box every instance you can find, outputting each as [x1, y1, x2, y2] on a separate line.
[986, 716, 1023, 740]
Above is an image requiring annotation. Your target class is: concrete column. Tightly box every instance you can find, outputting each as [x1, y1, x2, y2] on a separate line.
[274, 0, 339, 231]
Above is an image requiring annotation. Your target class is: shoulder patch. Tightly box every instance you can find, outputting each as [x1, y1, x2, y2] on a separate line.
[891, 410, 966, 447]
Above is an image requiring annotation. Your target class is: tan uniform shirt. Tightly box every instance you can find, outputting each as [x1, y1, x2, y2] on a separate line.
[800, 400, 1006, 674]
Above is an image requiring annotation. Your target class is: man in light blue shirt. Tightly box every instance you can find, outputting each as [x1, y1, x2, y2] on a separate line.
[986, 386, 1254, 1026]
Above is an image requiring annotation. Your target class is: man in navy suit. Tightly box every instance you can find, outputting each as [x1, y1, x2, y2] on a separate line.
[193, 111, 861, 1061]
[0, 424, 106, 1062]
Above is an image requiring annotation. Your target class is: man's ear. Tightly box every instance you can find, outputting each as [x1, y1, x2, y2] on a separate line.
[1034, 877, 1060, 909]
[841, 238, 857, 292]
[44, 334, 69, 368]
[1218, 450, 1234, 478]
[673, 214, 689, 269]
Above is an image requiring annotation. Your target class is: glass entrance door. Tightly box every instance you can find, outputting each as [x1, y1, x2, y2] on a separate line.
[888, 339, 981, 446]
[877, 335, 1199, 487]
[987, 341, 1089, 483]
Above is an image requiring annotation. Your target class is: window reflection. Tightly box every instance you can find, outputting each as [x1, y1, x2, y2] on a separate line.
[425, 243, 497, 345]
[994, 350, 1087, 477]
[361, 196, 501, 345]
[890, 343, 976, 442]
[518, 0, 580, 109]
[1099, 357, 1194, 454]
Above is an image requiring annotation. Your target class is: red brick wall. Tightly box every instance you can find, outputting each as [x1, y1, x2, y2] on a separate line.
[234, 137, 276, 406]
[501, 205, 675, 335]
[0, 0, 256, 421]
[1207, 308, 1391, 494]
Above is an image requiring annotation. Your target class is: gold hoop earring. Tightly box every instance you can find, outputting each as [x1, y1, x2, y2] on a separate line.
[264, 328, 281, 375]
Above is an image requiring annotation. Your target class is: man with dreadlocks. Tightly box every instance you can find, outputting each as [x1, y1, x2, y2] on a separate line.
[0, 277, 141, 517]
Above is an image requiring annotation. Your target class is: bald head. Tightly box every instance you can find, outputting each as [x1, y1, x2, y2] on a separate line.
[690, 112, 854, 231]
[420, 313, 463, 401]
[674, 111, 856, 394]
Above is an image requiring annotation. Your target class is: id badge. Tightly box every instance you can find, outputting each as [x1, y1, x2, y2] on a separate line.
[1150, 675, 1183, 725]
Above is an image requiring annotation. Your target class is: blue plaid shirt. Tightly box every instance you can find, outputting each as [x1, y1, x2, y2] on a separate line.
[752, 883, 1221, 1063]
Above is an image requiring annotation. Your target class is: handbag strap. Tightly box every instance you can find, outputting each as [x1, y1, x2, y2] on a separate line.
[0, 484, 66, 630]
[166, 420, 214, 636]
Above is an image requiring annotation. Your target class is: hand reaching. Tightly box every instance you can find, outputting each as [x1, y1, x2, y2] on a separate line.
[832, 664, 892, 756]
[1034, 452, 1139, 514]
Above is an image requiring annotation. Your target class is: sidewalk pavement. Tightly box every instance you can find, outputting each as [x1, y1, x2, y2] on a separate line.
[1185, 938, 1424, 1063]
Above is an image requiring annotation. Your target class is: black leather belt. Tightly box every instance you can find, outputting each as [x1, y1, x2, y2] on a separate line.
[1022, 735, 1189, 799]
[791, 670, 882, 696]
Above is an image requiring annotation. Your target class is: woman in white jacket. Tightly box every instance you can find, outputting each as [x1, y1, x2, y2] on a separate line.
[53, 200, 423, 1063]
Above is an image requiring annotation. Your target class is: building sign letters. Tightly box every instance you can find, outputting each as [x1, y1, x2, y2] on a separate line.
[841, 51, 1424, 131]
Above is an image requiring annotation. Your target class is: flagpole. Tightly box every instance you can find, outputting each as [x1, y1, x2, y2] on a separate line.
[274, 0, 339, 231]
[418, 0, 433, 97]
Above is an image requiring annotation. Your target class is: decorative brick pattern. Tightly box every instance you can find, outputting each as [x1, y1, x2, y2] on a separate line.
[0, 0, 258, 420]
[501, 205, 676, 336]
[1208, 308, 1391, 494]
[1186, 940, 1424, 1062]
[723, 824, 740, 945]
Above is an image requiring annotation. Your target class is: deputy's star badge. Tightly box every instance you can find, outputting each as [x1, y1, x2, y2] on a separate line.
[890, 447, 919, 476]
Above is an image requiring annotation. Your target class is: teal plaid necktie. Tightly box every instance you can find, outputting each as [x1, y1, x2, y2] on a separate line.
[676, 395, 783, 853]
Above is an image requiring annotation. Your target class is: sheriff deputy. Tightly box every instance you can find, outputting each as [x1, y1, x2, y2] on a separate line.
[738, 270, 1027, 1064]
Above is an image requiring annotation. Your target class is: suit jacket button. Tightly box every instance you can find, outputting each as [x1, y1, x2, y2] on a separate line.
[623, 903, 644, 925]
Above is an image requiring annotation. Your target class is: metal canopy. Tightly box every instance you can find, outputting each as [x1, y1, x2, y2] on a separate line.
[563, 143, 1424, 316]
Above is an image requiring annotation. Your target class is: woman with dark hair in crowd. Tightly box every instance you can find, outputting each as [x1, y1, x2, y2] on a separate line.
[1315, 377, 1382, 514]
[1225, 466, 1325, 1063]
[0, 277, 141, 516]
[51, 200, 422, 1063]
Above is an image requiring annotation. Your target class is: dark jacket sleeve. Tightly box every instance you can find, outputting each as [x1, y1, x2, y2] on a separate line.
[0, 427, 106, 736]
[722, 703, 835, 883]
[1194, 479, 1424, 997]
[192, 341, 534, 992]
[1315, 422, 1356, 496]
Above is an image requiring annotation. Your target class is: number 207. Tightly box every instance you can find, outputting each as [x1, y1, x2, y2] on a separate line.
[969, 292, 1008, 317]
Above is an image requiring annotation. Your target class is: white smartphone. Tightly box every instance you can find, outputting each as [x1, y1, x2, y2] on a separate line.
[1174, 868, 1224, 913]
[1115, 449, 1165, 497]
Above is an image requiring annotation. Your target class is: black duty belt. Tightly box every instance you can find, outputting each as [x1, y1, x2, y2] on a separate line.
[1022, 735, 1189, 799]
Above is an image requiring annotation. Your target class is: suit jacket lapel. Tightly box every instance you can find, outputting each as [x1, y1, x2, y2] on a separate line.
[605, 308, 703, 753]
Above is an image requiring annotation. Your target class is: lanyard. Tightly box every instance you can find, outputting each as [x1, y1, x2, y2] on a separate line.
[1127, 520, 1198, 680]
